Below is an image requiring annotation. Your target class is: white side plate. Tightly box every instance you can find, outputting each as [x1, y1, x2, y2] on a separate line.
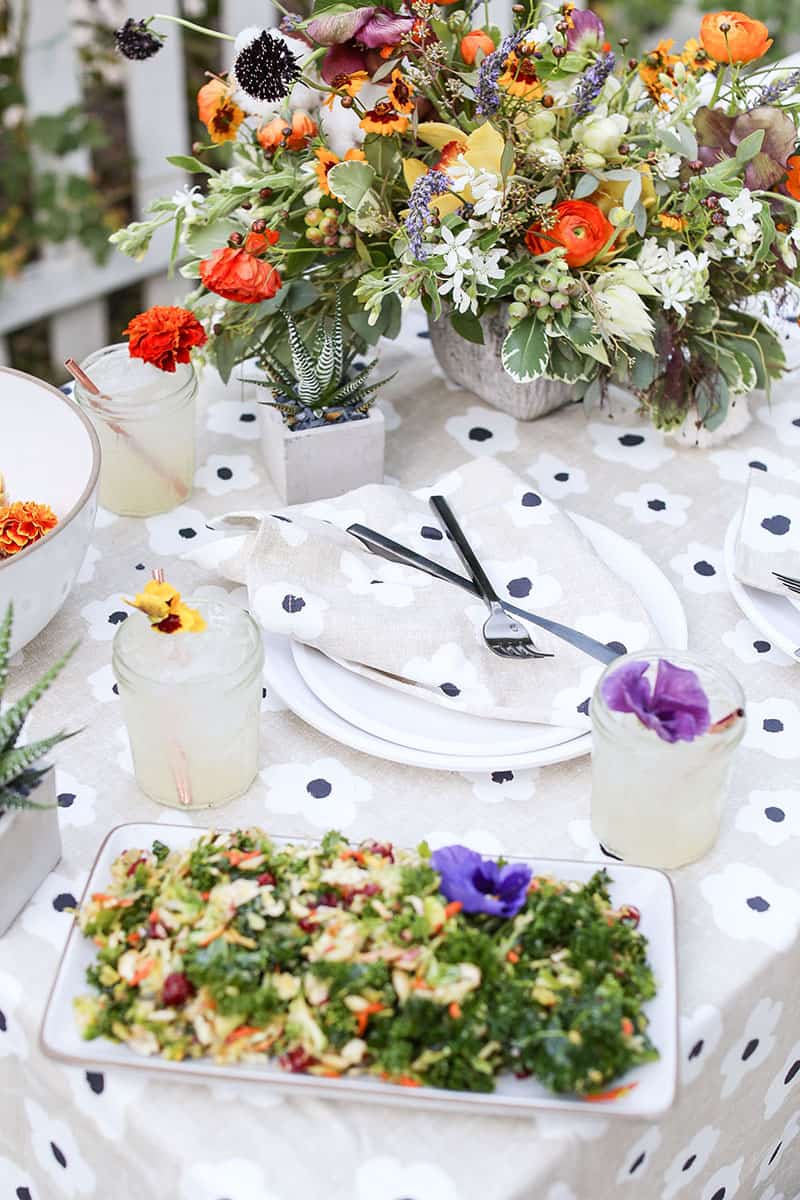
[41, 823, 678, 1119]
[724, 509, 800, 662]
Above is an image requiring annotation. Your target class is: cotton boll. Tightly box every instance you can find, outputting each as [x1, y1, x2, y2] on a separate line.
[289, 78, 325, 112]
[320, 100, 366, 156]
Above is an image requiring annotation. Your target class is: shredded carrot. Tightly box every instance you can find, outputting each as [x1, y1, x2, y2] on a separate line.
[149, 909, 161, 922]
[584, 1082, 638, 1103]
[339, 849, 366, 864]
[318, 1068, 341, 1078]
[448, 1001, 462, 1019]
[411, 978, 430, 990]
[528, 878, 541, 893]
[129, 958, 155, 986]
[396, 1075, 422, 1087]
[506, 949, 520, 964]
[621, 1017, 634, 1037]
[91, 893, 110, 902]
[226, 1025, 260, 1043]
[127, 931, 141, 946]
[227, 849, 263, 866]
[444, 901, 463, 919]
[197, 925, 225, 947]
[356, 1002, 385, 1035]
[93, 936, 104, 947]
[200, 892, 211, 901]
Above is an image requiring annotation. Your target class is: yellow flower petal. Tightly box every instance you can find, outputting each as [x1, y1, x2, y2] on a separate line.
[463, 121, 506, 175]
[125, 593, 170, 621]
[144, 580, 181, 604]
[415, 122, 465, 150]
[172, 603, 207, 633]
[402, 157, 428, 191]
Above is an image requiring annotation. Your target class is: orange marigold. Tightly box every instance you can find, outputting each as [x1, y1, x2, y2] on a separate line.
[197, 78, 244, 144]
[314, 146, 366, 196]
[0, 501, 58, 557]
[123, 306, 207, 373]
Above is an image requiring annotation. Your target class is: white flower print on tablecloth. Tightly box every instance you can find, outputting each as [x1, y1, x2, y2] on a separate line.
[339, 549, 428, 608]
[261, 756, 372, 827]
[0, 969, 28, 1060]
[720, 996, 782, 1099]
[572, 612, 650, 657]
[566, 819, 604, 861]
[80, 591, 130, 641]
[764, 1041, 800, 1120]
[114, 726, 134, 776]
[549, 665, 602, 728]
[736, 486, 800, 557]
[206, 397, 261, 439]
[588, 421, 674, 471]
[615, 481, 692, 527]
[0, 1154, 36, 1200]
[63, 1065, 147, 1142]
[146, 505, 223, 557]
[661, 1125, 720, 1199]
[24, 1098, 96, 1197]
[446, 405, 520, 458]
[462, 768, 538, 805]
[20, 866, 89, 952]
[722, 620, 794, 667]
[250, 580, 329, 641]
[756, 399, 800, 447]
[76, 544, 101, 584]
[300, 498, 368, 530]
[87, 662, 117, 704]
[401, 643, 494, 711]
[710, 444, 800, 484]
[54, 769, 97, 829]
[744, 699, 800, 759]
[669, 542, 727, 594]
[503, 482, 559, 529]
[737, 790, 800, 845]
[546, 1185, 578, 1200]
[355, 1155, 463, 1200]
[386, 508, 480, 558]
[180, 1157, 282, 1200]
[701, 1158, 744, 1200]
[527, 452, 589, 500]
[194, 452, 259, 496]
[426, 827, 506, 856]
[615, 1126, 662, 1185]
[701, 864, 800, 950]
[754, 1110, 800, 1187]
[479, 554, 562, 608]
[680, 1004, 724, 1086]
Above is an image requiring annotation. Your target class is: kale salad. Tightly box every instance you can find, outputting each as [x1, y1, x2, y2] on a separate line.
[74, 829, 659, 1096]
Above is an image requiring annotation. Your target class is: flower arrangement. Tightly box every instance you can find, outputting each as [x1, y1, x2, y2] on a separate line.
[0, 605, 77, 811]
[0, 470, 58, 560]
[111, 5, 800, 431]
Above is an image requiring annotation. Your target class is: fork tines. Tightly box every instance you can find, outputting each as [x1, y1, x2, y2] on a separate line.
[772, 571, 800, 594]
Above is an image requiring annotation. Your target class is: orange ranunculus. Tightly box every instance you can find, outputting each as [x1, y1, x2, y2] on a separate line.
[525, 200, 614, 268]
[460, 30, 495, 65]
[257, 116, 289, 153]
[199, 244, 282, 304]
[197, 78, 244, 144]
[700, 11, 772, 64]
[314, 146, 366, 196]
[123, 305, 207, 373]
[285, 110, 318, 150]
[258, 110, 318, 153]
[786, 154, 800, 200]
[0, 501, 58, 557]
[359, 102, 408, 136]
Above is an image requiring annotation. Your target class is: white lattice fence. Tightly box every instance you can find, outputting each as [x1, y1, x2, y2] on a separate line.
[0, 0, 271, 373]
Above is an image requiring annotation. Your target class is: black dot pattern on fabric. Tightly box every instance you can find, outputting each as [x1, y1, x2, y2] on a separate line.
[239, 412, 256, 422]
[440, 682, 460, 697]
[765, 806, 785, 822]
[628, 1152, 646, 1174]
[747, 895, 770, 912]
[785, 1060, 800, 1085]
[86, 1071, 105, 1094]
[753, 640, 771, 653]
[108, 611, 127, 625]
[178, 527, 197, 539]
[306, 779, 332, 799]
[749, 460, 767, 471]
[618, 434, 644, 447]
[647, 499, 666, 511]
[577, 698, 590, 716]
[741, 1038, 759, 1060]
[689, 1039, 703, 1059]
[507, 577, 532, 598]
[420, 526, 443, 540]
[554, 471, 569, 482]
[606, 641, 627, 655]
[693, 561, 716, 576]
[57, 792, 75, 808]
[491, 771, 513, 783]
[282, 594, 305, 614]
[468, 427, 492, 442]
[51, 1142, 67, 1168]
[681, 1154, 696, 1172]
[135, 562, 146, 570]
[521, 492, 542, 507]
[768, 1141, 782, 1165]
[763, 718, 784, 733]
[761, 514, 791, 536]
[216, 467, 233, 480]
[53, 893, 77, 912]
[710, 1189, 726, 1200]
[112, 683, 119, 696]
[16, 1189, 32, 1200]
[0, 1008, 6, 1032]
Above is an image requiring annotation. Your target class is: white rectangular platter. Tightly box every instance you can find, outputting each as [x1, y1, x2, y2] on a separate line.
[41, 822, 678, 1118]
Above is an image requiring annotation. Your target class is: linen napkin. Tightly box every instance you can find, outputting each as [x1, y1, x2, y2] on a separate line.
[191, 459, 657, 729]
[734, 468, 800, 594]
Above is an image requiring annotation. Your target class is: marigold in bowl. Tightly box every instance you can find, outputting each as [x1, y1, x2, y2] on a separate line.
[123, 306, 207, 373]
[700, 11, 772, 64]
[525, 200, 614, 268]
[0, 501, 58, 558]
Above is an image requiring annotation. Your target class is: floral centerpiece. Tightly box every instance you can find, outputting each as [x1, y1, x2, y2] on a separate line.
[112, 5, 800, 432]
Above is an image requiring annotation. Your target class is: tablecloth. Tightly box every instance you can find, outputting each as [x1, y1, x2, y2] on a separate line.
[2, 310, 800, 1200]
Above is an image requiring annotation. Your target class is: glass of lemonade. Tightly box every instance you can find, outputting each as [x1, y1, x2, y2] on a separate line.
[74, 344, 196, 516]
[113, 601, 264, 809]
[590, 650, 746, 869]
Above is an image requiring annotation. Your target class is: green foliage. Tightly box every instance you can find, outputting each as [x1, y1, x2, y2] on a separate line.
[0, 606, 78, 812]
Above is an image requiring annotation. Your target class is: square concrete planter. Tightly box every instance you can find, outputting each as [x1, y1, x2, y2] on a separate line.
[0, 769, 62, 936]
[261, 405, 385, 505]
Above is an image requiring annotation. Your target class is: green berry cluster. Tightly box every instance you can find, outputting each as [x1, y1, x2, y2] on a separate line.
[507, 259, 581, 328]
[304, 207, 355, 252]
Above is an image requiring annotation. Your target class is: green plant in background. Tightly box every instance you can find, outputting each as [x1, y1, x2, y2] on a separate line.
[0, 605, 78, 812]
[256, 298, 390, 429]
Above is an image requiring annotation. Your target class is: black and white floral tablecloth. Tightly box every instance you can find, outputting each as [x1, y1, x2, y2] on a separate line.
[2, 311, 800, 1200]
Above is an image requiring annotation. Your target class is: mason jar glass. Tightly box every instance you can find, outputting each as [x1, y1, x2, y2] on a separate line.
[74, 344, 196, 516]
[113, 601, 264, 809]
[590, 650, 746, 869]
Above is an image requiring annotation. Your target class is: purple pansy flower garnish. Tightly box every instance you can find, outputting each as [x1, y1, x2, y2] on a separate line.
[601, 658, 711, 743]
[565, 8, 605, 52]
[430, 845, 531, 918]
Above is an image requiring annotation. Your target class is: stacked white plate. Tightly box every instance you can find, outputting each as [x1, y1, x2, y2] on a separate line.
[724, 510, 800, 661]
[262, 513, 689, 771]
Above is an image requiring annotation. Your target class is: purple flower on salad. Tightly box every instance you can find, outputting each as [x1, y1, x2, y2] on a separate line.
[431, 845, 531, 917]
[601, 658, 711, 743]
[565, 8, 605, 52]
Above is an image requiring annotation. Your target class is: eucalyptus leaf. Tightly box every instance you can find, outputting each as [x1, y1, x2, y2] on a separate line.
[573, 174, 599, 200]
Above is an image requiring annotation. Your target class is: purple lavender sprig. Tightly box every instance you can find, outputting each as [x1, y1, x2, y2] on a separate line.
[476, 30, 524, 116]
[753, 69, 800, 106]
[573, 51, 616, 118]
[405, 171, 454, 260]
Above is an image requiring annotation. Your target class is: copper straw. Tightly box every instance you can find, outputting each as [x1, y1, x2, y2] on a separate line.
[151, 567, 193, 807]
[64, 358, 187, 499]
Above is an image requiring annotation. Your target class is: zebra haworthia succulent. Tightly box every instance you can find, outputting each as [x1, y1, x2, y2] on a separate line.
[255, 297, 392, 430]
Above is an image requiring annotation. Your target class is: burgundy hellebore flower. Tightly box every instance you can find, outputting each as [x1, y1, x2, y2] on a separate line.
[307, 6, 414, 84]
[430, 845, 532, 918]
[565, 8, 605, 53]
[600, 658, 711, 743]
[694, 104, 796, 191]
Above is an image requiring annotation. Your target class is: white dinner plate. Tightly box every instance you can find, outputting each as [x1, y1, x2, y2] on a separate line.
[41, 822, 678, 1119]
[269, 512, 688, 770]
[724, 509, 800, 662]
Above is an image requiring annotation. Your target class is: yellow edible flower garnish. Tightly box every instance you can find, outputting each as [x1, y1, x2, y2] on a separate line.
[125, 579, 206, 634]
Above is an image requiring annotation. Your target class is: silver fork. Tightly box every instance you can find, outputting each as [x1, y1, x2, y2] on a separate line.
[429, 495, 553, 660]
[773, 571, 800, 595]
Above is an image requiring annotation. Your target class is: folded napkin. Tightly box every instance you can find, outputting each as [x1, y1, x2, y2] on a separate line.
[192, 459, 657, 729]
[734, 468, 800, 594]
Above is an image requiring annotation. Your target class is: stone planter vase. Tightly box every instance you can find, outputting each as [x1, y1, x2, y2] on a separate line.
[428, 311, 573, 420]
[261, 405, 385, 506]
[665, 393, 753, 449]
[0, 769, 61, 936]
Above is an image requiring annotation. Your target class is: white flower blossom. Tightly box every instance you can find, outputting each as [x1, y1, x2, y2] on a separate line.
[636, 238, 710, 317]
[431, 226, 505, 314]
[447, 160, 504, 221]
[171, 185, 205, 225]
[653, 152, 682, 179]
[717, 188, 763, 256]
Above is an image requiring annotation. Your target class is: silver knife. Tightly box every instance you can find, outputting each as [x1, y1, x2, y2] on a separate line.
[347, 523, 621, 665]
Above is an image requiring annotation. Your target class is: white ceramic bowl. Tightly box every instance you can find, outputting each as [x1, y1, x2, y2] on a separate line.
[0, 368, 100, 653]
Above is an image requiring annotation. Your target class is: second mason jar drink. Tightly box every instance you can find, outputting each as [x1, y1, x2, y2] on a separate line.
[113, 600, 264, 809]
[74, 344, 197, 516]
